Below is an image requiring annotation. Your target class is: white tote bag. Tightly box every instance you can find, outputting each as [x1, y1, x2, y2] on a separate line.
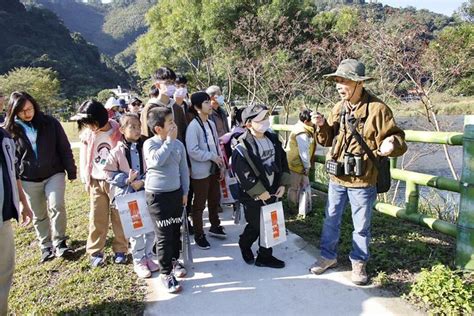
[298, 185, 312, 217]
[259, 201, 287, 248]
[220, 172, 238, 204]
[115, 191, 154, 238]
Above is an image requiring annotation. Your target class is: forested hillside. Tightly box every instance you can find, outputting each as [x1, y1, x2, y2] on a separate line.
[0, 0, 131, 98]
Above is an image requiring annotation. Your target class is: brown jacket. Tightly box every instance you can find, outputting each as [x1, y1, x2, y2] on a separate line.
[140, 99, 188, 143]
[317, 90, 407, 188]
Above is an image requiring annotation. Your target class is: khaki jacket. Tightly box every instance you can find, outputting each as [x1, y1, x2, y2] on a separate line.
[317, 90, 407, 187]
[286, 121, 316, 174]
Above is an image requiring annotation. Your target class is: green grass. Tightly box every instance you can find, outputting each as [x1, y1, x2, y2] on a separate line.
[62, 121, 80, 143]
[9, 150, 146, 315]
[284, 191, 474, 313]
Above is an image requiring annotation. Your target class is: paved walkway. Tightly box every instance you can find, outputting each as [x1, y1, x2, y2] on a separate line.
[145, 206, 419, 316]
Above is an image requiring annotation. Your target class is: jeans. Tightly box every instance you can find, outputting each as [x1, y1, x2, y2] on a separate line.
[320, 181, 377, 262]
[130, 231, 155, 264]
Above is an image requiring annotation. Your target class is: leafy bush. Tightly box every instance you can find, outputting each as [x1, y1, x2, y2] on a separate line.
[407, 264, 474, 315]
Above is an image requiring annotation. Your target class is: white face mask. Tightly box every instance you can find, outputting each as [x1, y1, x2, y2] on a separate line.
[165, 85, 176, 97]
[251, 119, 270, 133]
[174, 87, 188, 98]
[216, 95, 225, 105]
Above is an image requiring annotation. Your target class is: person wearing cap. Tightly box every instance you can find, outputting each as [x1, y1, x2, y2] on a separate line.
[105, 97, 122, 122]
[185, 91, 227, 250]
[140, 67, 187, 143]
[231, 104, 291, 268]
[206, 85, 229, 137]
[309, 59, 407, 285]
[128, 97, 143, 116]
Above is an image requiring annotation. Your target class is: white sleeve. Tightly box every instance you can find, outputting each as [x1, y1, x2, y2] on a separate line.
[296, 134, 311, 170]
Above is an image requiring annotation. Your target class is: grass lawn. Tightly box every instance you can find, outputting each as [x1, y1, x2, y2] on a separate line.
[8, 150, 146, 315]
[61, 121, 80, 143]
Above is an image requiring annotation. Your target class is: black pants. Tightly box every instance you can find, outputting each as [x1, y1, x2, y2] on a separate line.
[146, 189, 183, 275]
[239, 198, 273, 259]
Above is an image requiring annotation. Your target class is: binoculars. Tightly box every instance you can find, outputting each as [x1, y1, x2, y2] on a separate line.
[326, 153, 364, 177]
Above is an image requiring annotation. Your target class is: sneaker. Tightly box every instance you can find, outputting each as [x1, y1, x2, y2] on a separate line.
[255, 255, 285, 269]
[114, 252, 127, 264]
[194, 234, 210, 250]
[134, 259, 152, 279]
[351, 260, 368, 285]
[309, 257, 337, 275]
[208, 225, 227, 239]
[172, 259, 187, 278]
[146, 257, 160, 273]
[239, 246, 255, 265]
[40, 247, 55, 263]
[55, 240, 74, 258]
[90, 254, 105, 268]
[160, 274, 182, 294]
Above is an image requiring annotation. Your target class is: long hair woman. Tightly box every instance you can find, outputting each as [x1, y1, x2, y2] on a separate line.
[4, 91, 77, 263]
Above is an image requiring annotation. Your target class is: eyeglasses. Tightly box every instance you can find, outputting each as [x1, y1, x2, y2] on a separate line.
[19, 107, 34, 116]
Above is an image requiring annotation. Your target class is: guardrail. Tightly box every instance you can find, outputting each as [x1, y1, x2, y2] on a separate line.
[270, 115, 474, 271]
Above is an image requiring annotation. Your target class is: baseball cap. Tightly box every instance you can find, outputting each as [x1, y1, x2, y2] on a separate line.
[242, 104, 269, 123]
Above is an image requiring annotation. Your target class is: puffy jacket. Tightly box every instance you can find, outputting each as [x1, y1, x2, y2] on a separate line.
[317, 89, 407, 187]
[13, 113, 76, 182]
[231, 130, 291, 202]
[286, 121, 317, 174]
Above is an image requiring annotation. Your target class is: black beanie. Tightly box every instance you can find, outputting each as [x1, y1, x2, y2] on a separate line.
[190, 91, 210, 108]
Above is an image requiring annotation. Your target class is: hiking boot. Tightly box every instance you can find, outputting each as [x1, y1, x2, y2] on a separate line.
[255, 255, 285, 269]
[161, 274, 182, 294]
[208, 225, 227, 239]
[134, 258, 152, 279]
[351, 260, 368, 285]
[40, 247, 55, 263]
[309, 257, 337, 275]
[55, 240, 74, 258]
[90, 253, 105, 268]
[114, 252, 128, 264]
[238, 243, 255, 264]
[146, 257, 160, 273]
[172, 259, 187, 278]
[194, 234, 210, 250]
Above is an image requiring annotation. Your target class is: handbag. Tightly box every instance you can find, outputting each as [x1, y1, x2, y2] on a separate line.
[259, 200, 287, 248]
[115, 190, 155, 238]
[298, 184, 312, 217]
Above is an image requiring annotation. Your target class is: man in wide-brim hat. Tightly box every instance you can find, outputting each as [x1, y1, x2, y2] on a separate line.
[309, 59, 407, 285]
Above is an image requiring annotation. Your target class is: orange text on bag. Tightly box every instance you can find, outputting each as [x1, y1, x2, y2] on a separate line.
[128, 200, 144, 229]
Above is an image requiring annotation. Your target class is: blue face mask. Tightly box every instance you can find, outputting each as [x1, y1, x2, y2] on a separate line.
[216, 95, 225, 105]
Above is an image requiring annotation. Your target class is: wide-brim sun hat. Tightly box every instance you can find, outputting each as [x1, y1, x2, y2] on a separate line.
[323, 59, 373, 82]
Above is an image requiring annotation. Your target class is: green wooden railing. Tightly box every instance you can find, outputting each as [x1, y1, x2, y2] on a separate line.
[270, 115, 474, 271]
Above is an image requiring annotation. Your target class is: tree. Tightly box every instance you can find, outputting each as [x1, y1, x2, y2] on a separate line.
[0, 67, 62, 109]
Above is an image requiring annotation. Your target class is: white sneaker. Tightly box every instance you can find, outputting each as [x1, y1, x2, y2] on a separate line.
[134, 259, 152, 279]
[172, 259, 187, 278]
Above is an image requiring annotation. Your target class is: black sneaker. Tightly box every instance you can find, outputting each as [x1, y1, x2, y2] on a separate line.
[40, 247, 55, 263]
[160, 274, 182, 294]
[239, 245, 255, 264]
[55, 240, 74, 258]
[255, 255, 285, 269]
[194, 234, 210, 250]
[208, 225, 227, 239]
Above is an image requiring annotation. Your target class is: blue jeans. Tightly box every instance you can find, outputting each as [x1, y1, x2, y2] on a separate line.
[320, 182, 377, 262]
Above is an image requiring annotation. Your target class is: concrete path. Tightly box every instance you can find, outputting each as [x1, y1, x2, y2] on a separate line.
[145, 206, 419, 316]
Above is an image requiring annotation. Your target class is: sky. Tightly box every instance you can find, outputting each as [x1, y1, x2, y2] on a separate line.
[378, 0, 465, 16]
[98, 0, 465, 16]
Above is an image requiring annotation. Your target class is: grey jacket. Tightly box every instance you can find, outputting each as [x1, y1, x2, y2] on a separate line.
[185, 118, 221, 180]
[0, 128, 20, 226]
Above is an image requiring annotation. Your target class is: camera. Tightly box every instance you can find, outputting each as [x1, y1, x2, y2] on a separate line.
[326, 159, 343, 176]
[343, 153, 363, 176]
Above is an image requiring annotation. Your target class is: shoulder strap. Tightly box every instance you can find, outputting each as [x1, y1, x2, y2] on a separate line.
[330, 104, 346, 159]
[235, 140, 261, 178]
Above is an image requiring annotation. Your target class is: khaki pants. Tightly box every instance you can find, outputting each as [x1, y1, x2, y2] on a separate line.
[0, 221, 14, 316]
[288, 171, 310, 205]
[22, 173, 67, 249]
[86, 179, 128, 256]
